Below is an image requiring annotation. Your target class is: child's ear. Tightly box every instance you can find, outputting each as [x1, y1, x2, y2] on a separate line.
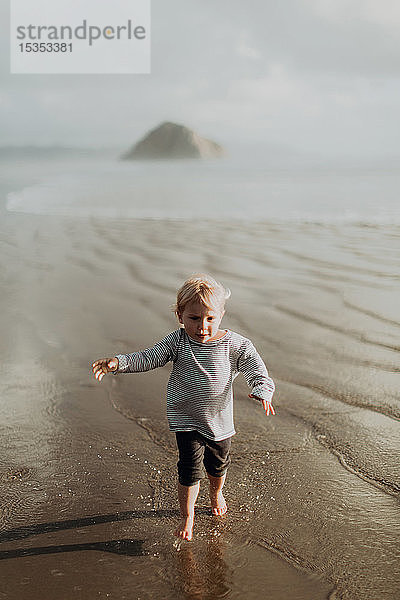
[177, 312, 183, 324]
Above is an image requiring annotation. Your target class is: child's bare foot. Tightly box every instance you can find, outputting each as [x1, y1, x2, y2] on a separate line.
[175, 515, 194, 541]
[210, 491, 227, 516]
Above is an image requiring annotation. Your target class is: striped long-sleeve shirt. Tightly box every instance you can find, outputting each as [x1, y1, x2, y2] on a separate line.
[115, 328, 275, 441]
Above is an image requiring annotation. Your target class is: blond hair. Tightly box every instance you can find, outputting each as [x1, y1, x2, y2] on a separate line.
[174, 274, 231, 317]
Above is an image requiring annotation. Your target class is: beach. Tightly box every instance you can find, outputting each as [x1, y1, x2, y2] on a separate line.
[0, 154, 399, 599]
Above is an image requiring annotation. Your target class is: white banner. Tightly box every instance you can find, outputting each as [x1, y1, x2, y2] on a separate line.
[10, 0, 151, 74]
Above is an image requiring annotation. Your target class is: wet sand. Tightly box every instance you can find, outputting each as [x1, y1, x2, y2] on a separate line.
[0, 210, 399, 599]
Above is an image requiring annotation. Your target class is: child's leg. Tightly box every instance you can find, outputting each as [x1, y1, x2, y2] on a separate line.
[203, 436, 231, 516]
[207, 473, 227, 516]
[175, 432, 205, 541]
[175, 481, 200, 541]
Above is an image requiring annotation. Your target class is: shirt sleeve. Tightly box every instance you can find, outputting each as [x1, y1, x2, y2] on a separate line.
[237, 340, 275, 402]
[115, 330, 179, 373]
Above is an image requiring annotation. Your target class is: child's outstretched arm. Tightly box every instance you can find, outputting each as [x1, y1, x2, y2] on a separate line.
[92, 357, 118, 382]
[237, 340, 275, 416]
[91, 329, 180, 381]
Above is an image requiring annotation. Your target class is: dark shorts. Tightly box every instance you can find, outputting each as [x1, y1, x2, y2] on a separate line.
[175, 431, 232, 487]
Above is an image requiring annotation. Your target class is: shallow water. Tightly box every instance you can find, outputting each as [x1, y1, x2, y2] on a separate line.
[4, 152, 400, 224]
[0, 155, 399, 599]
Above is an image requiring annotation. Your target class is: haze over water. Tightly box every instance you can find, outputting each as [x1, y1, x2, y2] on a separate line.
[5, 151, 400, 224]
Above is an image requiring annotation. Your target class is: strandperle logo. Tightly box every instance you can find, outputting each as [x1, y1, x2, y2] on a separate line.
[15, 19, 147, 47]
[10, 0, 151, 74]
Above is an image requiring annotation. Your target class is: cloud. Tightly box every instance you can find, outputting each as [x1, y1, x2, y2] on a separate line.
[0, 0, 399, 158]
[236, 32, 261, 60]
[306, 0, 400, 30]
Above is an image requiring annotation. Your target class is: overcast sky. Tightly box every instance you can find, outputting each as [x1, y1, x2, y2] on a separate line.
[1, 0, 400, 159]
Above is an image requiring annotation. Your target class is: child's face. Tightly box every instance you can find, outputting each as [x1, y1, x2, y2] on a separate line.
[178, 300, 225, 343]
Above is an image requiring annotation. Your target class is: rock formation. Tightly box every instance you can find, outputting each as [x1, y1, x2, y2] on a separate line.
[122, 122, 224, 160]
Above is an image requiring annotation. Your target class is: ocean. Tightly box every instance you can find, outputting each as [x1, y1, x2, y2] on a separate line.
[3, 150, 400, 224]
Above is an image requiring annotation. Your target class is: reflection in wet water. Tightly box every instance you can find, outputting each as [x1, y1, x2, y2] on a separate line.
[175, 533, 230, 600]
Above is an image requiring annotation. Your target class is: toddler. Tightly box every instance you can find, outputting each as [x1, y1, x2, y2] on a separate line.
[92, 274, 275, 541]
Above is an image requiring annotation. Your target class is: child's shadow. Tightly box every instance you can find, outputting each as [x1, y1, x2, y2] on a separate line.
[0, 508, 211, 561]
[0, 539, 145, 560]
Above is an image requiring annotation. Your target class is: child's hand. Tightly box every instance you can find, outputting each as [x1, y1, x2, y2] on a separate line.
[248, 394, 275, 416]
[92, 358, 118, 382]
